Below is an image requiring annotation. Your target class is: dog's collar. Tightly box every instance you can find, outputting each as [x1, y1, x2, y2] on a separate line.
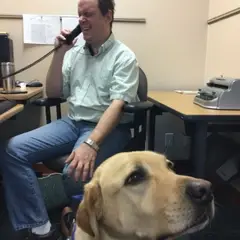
[71, 223, 76, 240]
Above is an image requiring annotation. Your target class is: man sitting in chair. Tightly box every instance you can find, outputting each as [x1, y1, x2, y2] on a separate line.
[0, 0, 139, 239]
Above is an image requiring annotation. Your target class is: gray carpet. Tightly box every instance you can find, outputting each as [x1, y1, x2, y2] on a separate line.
[0, 185, 63, 239]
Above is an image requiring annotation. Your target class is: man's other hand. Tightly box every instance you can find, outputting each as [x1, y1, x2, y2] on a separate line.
[65, 143, 97, 182]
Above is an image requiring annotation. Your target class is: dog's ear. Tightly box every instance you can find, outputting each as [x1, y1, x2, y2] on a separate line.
[76, 181, 103, 237]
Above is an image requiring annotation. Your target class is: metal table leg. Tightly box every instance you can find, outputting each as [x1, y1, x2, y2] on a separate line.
[148, 107, 157, 150]
[190, 121, 208, 178]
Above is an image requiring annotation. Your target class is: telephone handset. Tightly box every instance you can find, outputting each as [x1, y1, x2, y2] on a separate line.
[65, 24, 82, 45]
[0, 24, 93, 80]
[64, 24, 94, 56]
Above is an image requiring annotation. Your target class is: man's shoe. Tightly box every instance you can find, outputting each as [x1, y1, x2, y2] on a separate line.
[24, 224, 63, 240]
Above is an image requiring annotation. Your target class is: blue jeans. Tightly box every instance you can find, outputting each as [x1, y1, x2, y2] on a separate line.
[0, 116, 131, 231]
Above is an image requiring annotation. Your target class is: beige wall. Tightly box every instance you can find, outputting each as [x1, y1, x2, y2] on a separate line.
[0, 0, 209, 91]
[205, 1, 240, 143]
[205, 1, 240, 82]
[208, 0, 240, 18]
[0, 0, 210, 155]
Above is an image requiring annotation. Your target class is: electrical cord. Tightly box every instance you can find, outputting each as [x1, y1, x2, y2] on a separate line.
[0, 43, 92, 84]
[0, 43, 93, 81]
[0, 45, 61, 80]
[0, 42, 62, 101]
[0, 25, 88, 81]
[0, 26, 88, 103]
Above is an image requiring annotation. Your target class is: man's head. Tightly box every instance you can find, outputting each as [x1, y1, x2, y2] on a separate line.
[78, 0, 115, 47]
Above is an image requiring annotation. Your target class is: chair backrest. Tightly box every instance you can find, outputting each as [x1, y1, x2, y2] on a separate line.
[138, 67, 148, 101]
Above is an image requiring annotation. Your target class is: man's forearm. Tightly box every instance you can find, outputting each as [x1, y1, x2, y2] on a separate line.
[45, 47, 68, 98]
[88, 100, 125, 146]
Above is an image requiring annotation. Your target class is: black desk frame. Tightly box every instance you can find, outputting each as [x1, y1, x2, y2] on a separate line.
[0, 90, 43, 123]
[148, 97, 240, 178]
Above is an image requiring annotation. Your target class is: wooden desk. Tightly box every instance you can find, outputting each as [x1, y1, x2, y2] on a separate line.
[0, 87, 43, 102]
[0, 87, 43, 124]
[148, 91, 240, 178]
[0, 104, 24, 123]
[148, 91, 240, 119]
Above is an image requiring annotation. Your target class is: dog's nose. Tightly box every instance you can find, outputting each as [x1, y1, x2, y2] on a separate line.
[186, 180, 213, 205]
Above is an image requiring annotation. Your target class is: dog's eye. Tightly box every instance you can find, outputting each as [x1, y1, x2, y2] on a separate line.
[125, 168, 146, 186]
[166, 160, 174, 170]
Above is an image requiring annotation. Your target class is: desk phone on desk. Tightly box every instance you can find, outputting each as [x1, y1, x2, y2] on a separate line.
[194, 77, 240, 110]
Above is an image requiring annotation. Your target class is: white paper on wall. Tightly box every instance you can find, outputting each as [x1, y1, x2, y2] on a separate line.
[23, 14, 61, 45]
[61, 16, 83, 43]
[61, 16, 79, 31]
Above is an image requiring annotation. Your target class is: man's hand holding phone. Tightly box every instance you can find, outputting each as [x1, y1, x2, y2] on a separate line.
[54, 29, 78, 49]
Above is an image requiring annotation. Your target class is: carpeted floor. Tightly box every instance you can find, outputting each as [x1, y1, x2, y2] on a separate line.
[0, 185, 64, 239]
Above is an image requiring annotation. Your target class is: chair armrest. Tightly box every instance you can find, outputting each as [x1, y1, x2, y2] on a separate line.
[123, 101, 153, 113]
[32, 98, 67, 107]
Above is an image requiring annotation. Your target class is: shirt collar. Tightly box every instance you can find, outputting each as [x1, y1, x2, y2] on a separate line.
[84, 33, 115, 56]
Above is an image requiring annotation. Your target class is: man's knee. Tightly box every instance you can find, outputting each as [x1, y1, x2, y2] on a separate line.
[4, 134, 28, 162]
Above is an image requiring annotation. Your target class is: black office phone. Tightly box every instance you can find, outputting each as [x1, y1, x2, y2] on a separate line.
[65, 24, 94, 56]
[65, 24, 82, 45]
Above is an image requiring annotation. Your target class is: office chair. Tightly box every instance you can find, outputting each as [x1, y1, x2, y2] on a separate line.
[32, 67, 153, 173]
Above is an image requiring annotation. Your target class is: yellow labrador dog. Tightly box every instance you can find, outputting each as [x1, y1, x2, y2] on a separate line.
[72, 151, 214, 240]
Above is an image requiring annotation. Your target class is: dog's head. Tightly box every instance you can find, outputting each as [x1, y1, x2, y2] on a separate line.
[76, 151, 214, 239]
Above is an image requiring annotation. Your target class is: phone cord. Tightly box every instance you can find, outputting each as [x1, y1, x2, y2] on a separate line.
[0, 44, 61, 80]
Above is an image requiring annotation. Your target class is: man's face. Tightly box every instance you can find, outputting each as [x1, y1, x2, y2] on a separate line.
[78, 0, 112, 45]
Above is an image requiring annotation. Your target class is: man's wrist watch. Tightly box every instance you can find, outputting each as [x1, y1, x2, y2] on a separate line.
[84, 138, 100, 152]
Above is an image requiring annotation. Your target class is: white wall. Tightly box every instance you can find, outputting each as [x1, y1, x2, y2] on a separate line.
[205, 0, 240, 82]
[0, 0, 210, 91]
[205, 1, 240, 143]
[208, 0, 240, 18]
